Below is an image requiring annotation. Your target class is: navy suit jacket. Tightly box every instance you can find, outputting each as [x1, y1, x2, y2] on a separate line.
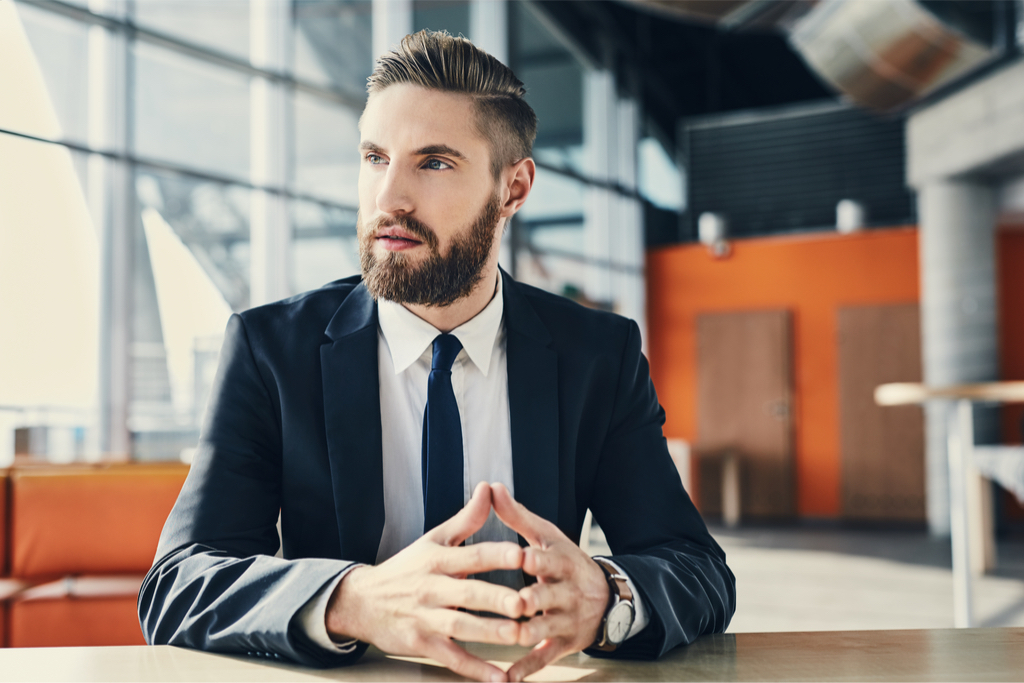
[138, 271, 735, 667]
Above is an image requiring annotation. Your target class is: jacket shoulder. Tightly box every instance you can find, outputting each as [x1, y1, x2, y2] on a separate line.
[237, 275, 363, 336]
[513, 280, 636, 349]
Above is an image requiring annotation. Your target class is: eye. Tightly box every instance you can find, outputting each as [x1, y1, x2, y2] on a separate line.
[365, 153, 386, 165]
[424, 158, 452, 171]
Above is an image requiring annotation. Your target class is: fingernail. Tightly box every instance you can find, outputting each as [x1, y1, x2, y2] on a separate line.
[506, 547, 520, 565]
[500, 622, 517, 642]
[491, 673, 505, 683]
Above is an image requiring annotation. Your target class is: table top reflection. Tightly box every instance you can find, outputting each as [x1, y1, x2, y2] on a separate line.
[0, 628, 1022, 682]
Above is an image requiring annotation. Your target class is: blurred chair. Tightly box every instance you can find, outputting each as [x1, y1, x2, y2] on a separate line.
[1, 468, 7, 577]
[1, 470, 31, 646]
[876, 381, 1024, 628]
[2, 463, 188, 647]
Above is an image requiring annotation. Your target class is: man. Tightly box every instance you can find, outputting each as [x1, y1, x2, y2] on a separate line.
[139, 31, 735, 683]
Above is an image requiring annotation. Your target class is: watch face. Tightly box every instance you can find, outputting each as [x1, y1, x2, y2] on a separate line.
[606, 601, 635, 645]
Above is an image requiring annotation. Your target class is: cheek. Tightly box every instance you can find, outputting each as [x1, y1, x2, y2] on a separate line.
[357, 167, 372, 204]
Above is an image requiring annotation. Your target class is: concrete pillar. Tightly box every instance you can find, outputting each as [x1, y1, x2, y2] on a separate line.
[917, 179, 999, 536]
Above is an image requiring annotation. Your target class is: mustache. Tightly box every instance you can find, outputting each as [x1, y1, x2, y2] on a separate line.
[364, 213, 439, 249]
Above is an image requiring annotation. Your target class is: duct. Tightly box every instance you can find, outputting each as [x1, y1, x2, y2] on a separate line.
[621, 0, 816, 32]
[789, 0, 995, 111]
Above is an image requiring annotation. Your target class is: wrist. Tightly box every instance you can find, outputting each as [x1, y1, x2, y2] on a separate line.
[325, 564, 368, 643]
[583, 558, 611, 641]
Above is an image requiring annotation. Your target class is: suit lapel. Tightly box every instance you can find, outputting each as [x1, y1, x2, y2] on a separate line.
[502, 271, 560, 529]
[320, 284, 385, 564]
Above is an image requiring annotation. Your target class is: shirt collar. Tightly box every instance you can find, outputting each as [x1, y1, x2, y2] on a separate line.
[377, 274, 504, 377]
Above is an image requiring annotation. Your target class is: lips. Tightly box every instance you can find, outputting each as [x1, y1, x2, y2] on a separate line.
[376, 226, 421, 241]
[375, 225, 424, 251]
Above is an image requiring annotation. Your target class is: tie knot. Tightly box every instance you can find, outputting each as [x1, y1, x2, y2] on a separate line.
[431, 334, 463, 372]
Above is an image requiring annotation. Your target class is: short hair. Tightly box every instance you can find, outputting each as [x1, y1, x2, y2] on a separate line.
[367, 30, 537, 178]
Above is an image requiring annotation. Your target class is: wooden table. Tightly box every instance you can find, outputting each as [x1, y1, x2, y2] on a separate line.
[1, 628, 1022, 682]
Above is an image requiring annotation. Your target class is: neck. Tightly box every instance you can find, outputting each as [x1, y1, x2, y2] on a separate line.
[403, 262, 500, 333]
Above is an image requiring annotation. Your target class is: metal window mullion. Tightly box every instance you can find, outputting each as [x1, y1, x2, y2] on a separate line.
[22, 0, 364, 111]
[0, 125, 359, 215]
[89, 0, 133, 457]
[583, 70, 615, 306]
[470, 0, 508, 65]
[612, 97, 646, 343]
[249, 0, 292, 306]
[373, 0, 412, 60]
[470, 0, 515, 274]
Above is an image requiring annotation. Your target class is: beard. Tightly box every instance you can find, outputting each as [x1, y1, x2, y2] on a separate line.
[358, 193, 501, 307]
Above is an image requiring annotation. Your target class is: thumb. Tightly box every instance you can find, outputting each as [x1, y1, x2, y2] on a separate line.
[491, 482, 550, 547]
[426, 481, 493, 547]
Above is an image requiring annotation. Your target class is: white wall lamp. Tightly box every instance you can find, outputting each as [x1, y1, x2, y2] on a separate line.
[836, 199, 867, 234]
[698, 211, 731, 258]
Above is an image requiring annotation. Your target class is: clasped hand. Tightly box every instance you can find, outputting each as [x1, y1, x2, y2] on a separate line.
[326, 482, 609, 682]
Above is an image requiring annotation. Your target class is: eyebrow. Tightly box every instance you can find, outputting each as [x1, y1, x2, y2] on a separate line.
[415, 144, 467, 160]
[359, 141, 467, 161]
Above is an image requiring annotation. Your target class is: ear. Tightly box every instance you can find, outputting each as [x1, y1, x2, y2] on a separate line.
[499, 157, 535, 219]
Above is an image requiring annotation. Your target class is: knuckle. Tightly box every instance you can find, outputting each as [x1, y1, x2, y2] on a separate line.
[441, 611, 462, 636]
[417, 581, 439, 606]
[407, 631, 427, 652]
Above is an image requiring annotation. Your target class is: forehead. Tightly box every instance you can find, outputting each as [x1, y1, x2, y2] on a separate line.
[360, 84, 487, 153]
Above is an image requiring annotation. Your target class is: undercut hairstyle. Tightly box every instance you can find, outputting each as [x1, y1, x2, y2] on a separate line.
[367, 30, 538, 178]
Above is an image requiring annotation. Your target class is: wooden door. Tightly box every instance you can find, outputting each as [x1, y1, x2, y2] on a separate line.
[696, 310, 794, 518]
[838, 304, 925, 521]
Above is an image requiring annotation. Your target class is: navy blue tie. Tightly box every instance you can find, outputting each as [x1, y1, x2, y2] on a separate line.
[422, 334, 464, 532]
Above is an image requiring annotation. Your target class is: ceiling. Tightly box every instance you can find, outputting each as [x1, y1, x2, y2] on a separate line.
[530, 0, 835, 146]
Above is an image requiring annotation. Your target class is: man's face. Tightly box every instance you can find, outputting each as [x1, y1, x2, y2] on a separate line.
[357, 84, 504, 306]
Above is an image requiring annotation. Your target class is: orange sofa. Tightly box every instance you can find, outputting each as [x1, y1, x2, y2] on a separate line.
[0, 463, 188, 647]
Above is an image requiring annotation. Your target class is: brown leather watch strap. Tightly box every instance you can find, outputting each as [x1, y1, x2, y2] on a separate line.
[591, 558, 634, 652]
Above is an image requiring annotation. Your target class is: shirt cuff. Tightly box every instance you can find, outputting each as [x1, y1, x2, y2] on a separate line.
[296, 564, 363, 653]
[594, 557, 648, 640]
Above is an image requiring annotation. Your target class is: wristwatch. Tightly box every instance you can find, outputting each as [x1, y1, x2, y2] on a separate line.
[591, 558, 635, 652]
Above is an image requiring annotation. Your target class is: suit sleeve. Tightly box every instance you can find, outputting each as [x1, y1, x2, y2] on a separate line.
[586, 320, 736, 659]
[137, 314, 365, 668]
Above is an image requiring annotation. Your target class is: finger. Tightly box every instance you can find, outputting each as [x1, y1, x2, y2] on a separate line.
[428, 481, 493, 547]
[522, 546, 574, 581]
[423, 635, 508, 683]
[427, 608, 520, 645]
[518, 612, 577, 647]
[506, 638, 568, 683]
[518, 580, 569, 617]
[490, 482, 557, 547]
[425, 576, 524, 618]
[432, 542, 524, 578]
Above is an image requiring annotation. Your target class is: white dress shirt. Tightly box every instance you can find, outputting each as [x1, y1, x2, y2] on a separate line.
[300, 276, 647, 650]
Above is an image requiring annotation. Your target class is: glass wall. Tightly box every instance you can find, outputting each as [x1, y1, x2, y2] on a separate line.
[0, 0, 648, 463]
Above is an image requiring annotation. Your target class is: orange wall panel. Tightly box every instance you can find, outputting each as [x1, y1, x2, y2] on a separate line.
[10, 464, 188, 579]
[647, 228, 920, 518]
[8, 595, 145, 647]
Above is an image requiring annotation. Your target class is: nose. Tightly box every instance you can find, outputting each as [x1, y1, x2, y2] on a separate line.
[374, 164, 414, 216]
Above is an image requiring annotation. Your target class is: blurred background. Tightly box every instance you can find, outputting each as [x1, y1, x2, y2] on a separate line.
[1, 0, 1024, 647]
